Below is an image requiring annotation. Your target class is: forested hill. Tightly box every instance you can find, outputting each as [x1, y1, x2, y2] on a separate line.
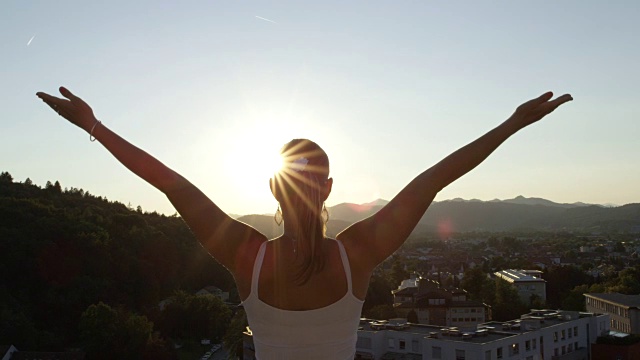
[0, 172, 234, 351]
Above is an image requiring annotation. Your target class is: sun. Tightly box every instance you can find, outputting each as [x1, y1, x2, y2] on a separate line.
[220, 122, 293, 200]
[224, 138, 284, 181]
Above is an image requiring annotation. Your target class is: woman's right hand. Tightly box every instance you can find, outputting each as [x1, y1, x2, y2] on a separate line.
[36, 87, 98, 133]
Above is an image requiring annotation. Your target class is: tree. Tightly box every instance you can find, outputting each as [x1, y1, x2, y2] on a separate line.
[366, 304, 397, 320]
[223, 309, 248, 359]
[363, 274, 394, 313]
[390, 256, 409, 287]
[121, 313, 154, 358]
[79, 302, 154, 360]
[79, 302, 120, 359]
[545, 265, 595, 308]
[158, 291, 231, 341]
[562, 285, 589, 311]
[461, 267, 490, 301]
[492, 278, 527, 321]
[606, 267, 640, 294]
[0, 171, 12, 183]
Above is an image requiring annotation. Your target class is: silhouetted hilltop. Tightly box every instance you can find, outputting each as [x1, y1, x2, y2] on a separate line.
[492, 195, 594, 208]
[239, 197, 639, 235]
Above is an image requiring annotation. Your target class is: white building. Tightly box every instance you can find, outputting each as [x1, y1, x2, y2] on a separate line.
[585, 293, 640, 334]
[494, 269, 546, 304]
[356, 310, 610, 360]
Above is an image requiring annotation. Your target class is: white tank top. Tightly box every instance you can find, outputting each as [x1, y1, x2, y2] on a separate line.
[242, 239, 365, 360]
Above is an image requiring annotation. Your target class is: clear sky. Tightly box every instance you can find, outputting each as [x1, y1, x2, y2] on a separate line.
[2, 1, 639, 215]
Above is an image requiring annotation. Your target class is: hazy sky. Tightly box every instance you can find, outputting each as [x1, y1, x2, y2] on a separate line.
[2, 1, 639, 215]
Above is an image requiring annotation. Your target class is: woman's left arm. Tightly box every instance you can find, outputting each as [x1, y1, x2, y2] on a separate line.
[338, 92, 573, 270]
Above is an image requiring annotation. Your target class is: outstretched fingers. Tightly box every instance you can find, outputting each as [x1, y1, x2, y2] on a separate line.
[535, 91, 554, 105]
[543, 93, 573, 114]
[550, 94, 573, 107]
[37, 92, 67, 114]
[59, 86, 81, 102]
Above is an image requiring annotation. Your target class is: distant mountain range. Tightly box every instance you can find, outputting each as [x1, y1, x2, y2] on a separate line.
[238, 196, 640, 238]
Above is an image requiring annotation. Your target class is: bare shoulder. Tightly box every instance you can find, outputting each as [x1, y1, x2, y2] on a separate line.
[336, 227, 376, 272]
[233, 234, 268, 300]
[334, 234, 373, 300]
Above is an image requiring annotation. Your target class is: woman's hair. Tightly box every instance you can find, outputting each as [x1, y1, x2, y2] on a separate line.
[277, 139, 330, 285]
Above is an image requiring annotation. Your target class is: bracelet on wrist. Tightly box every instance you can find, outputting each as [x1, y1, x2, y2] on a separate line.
[89, 120, 102, 142]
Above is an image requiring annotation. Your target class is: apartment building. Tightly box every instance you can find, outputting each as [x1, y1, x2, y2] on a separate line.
[494, 269, 546, 304]
[392, 276, 489, 327]
[355, 310, 610, 360]
[584, 293, 640, 334]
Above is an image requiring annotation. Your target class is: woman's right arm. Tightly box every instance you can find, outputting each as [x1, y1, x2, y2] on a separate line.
[37, 87, 265, 273]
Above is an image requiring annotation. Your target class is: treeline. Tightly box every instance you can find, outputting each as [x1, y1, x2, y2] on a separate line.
[0, 172, 235, 357]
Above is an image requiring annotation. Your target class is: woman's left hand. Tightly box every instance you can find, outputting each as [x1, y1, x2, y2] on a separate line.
[508, 92, 573, 129]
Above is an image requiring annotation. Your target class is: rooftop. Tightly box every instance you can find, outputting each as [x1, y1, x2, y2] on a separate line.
[494, 269, 546, 283]
[359, 310, 603, 345]
[585, 293, 640, 308]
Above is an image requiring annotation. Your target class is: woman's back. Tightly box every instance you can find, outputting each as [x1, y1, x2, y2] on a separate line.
[241, 238, 364, 359]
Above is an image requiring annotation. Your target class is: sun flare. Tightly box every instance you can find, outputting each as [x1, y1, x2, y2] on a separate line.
[219, 121, 299, 201]
[225, 140, 285, 181]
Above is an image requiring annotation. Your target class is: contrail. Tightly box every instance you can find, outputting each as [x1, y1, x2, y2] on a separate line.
[27, 35, 36, 46]
[255, 15, 277, 24]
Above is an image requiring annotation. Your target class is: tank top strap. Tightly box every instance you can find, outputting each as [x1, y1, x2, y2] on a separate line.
[251, 241, 268, 294]
[334, 239, 353, 292]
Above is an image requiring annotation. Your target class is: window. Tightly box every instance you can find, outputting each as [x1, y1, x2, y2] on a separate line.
[525, 340, 531, 351]
[533, 338, 537, 349]
[388, 339, 394, 349]
[455, 349, 465, 360]
[554, 331, 558, 342]
[573, 326, 578, 336]
[561, 329, 566, 340]
[432, 346, 442, 359]
[484, 350, 491, 360]
[568, 343, 573, 352]
[511, 343, 519, 355]
[568, 327, 572, 338]
[497, 347, 503, 359]
[399, 340, 405, 350]
[561, 345, 566, 355]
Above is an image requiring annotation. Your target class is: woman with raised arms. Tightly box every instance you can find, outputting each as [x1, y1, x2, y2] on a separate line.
[37, 87, 571, 359]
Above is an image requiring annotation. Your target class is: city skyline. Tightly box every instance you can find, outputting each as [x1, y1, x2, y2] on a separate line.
[3, 1, 639, 215]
